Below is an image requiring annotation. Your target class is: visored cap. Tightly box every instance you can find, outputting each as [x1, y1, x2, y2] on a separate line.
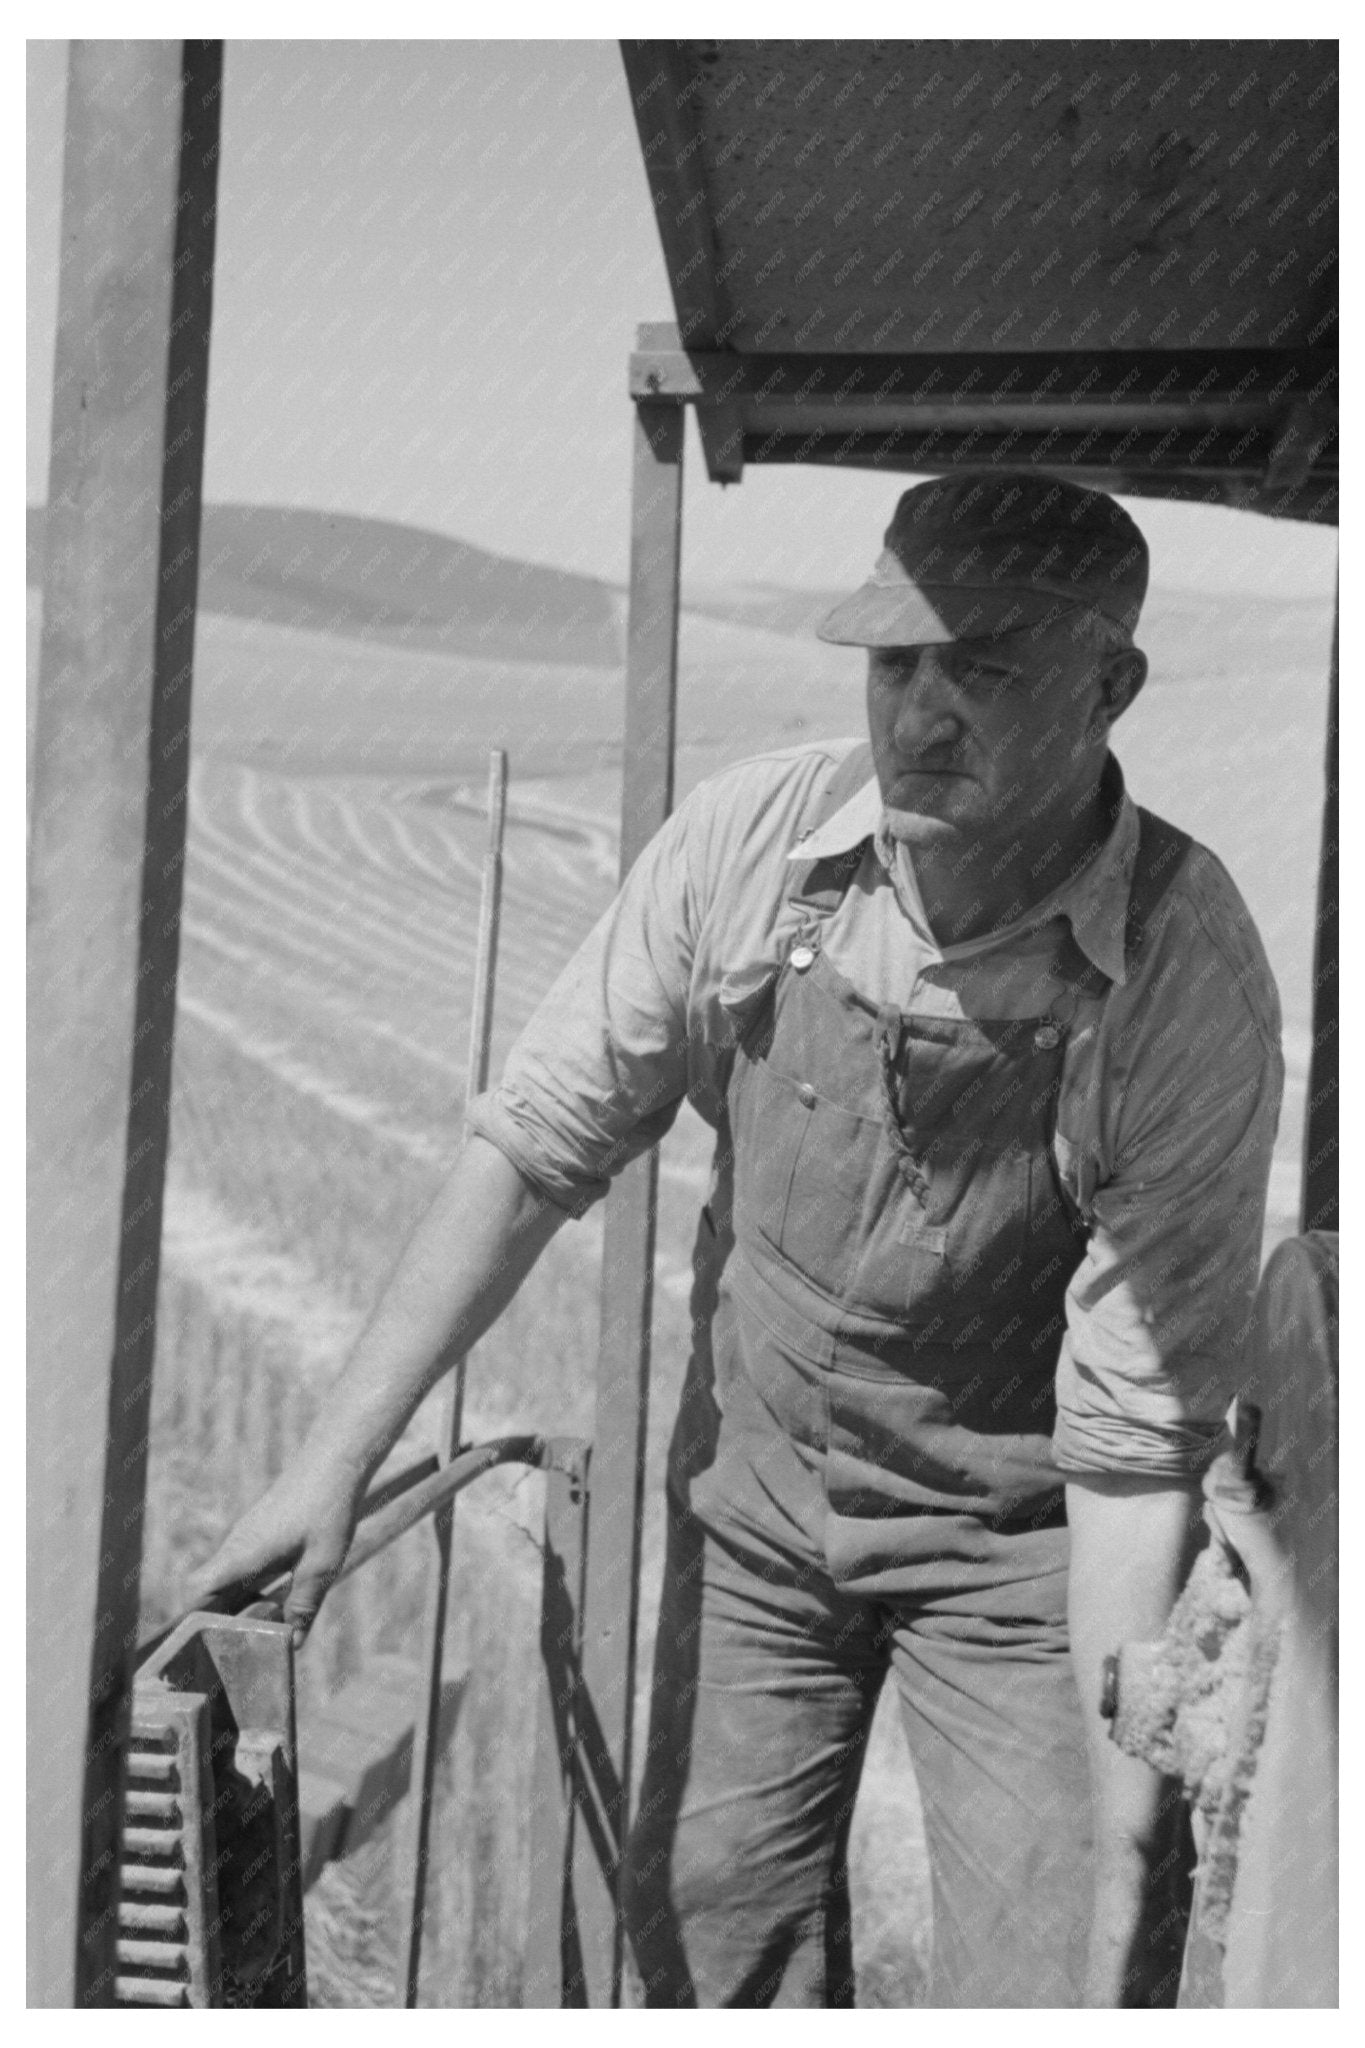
[816, 472, 1149, 647]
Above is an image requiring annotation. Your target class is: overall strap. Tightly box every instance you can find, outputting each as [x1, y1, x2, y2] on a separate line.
[1126, 808, 1194, 970]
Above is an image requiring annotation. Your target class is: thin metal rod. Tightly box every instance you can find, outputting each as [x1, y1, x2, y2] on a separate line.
[395, 748, 509, 2006]
[342, 1437, 546, 1579]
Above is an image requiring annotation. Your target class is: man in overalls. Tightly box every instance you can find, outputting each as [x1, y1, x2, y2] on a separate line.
[194, 474, 1282, 2006]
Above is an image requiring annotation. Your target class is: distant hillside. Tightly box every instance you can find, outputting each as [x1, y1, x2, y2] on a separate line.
[686, 575, 1333, 666]
[27, 501, 1334, 682]
[26, 502, 624, 670]
[682, 582, 848, 638]
[26, 501, 849, 660]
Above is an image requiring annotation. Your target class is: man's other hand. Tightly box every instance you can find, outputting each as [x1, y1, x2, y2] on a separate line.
[1065, 1472, 1205, 2005]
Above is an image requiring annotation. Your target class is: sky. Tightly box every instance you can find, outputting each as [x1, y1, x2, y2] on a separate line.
[27, 36, 1338, 598]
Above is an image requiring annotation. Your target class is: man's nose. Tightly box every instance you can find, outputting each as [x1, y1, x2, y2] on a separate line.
[893, 650, 962, 746]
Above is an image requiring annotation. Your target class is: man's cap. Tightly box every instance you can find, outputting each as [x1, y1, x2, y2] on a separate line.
[816, 472, 1149, 648]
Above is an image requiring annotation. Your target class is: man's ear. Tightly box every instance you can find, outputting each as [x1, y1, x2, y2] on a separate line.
[1101, 647, 1148, 723]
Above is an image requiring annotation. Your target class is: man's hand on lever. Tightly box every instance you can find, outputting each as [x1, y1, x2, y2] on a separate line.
[188, 1135, 565, 1643]
[187, 1447, 367, 1642]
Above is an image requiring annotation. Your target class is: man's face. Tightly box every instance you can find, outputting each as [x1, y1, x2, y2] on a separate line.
[865, 615, 1138, 854]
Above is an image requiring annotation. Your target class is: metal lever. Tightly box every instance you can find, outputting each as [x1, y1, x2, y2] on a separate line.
[137, 1438, 585, 1667]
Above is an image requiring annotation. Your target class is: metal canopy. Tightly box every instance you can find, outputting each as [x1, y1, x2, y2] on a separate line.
[621, 39, 1337, 517]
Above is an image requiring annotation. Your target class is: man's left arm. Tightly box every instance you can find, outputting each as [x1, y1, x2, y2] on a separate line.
[1065, 1471, 1203, 2004]
[1055, 943, 1284, 2004]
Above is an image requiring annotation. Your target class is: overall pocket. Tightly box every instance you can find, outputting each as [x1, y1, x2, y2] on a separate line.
[730, 1055, 809, 1260]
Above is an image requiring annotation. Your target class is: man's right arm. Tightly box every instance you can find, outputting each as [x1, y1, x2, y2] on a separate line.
[191, 750, 816, 1633]
[190, 777, 714, 1635]
[188, 1134, 565, 1636]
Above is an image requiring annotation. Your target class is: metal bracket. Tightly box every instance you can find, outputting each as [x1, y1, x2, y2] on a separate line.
[532, 1434, 591, 1492]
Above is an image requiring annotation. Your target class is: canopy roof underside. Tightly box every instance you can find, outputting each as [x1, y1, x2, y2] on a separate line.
[622, 39, 1338, 519]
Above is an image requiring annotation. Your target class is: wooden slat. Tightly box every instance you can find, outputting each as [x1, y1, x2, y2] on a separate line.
[27, 40, 221, 2007]
[572, 401, 683, 2004]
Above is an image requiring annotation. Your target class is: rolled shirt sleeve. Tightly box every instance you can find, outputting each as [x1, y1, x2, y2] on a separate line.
[1052, 849, 1285, 1479]
[465, 797, 701, 1214]
[465, 744, 845, 1214]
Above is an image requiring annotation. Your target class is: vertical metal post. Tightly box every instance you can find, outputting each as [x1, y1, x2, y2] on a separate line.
[395, 749, 507, 2006]
[1301, 590, 1338, 1234]
[572, 399, 683, 2004]
[27, 40, 221, 2006]
[524, 1453, 592, 2006]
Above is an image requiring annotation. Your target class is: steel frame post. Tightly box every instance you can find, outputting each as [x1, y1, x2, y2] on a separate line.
[1301, 591, 1338, 1234]
[394, 749, 507, 2007]
[571, 399, 683, 2004]
[524, 1452, 592, 2006]
[26, 40, 221, 2006]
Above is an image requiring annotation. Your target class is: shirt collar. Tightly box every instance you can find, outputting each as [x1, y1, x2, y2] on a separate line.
[787, 755, 1139, 985]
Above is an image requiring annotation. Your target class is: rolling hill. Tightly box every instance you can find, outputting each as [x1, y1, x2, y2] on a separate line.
[27, 501, 626, 668]
[28, 496, 1332, 685]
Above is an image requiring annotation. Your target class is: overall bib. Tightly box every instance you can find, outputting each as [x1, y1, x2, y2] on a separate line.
[623, 783, 1188, 2009]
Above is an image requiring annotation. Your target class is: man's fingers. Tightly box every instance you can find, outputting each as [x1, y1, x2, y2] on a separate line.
[187, 1536, 338, 1644]
[186, 1483, 359, 1644]
[281, 1543, 346, 1644]
[186, 1523, 298, 1609]
[184, 1543, 251, 1608]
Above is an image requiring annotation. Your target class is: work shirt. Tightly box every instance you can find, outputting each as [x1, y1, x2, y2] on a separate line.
[468, 738, 1284, 1479]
